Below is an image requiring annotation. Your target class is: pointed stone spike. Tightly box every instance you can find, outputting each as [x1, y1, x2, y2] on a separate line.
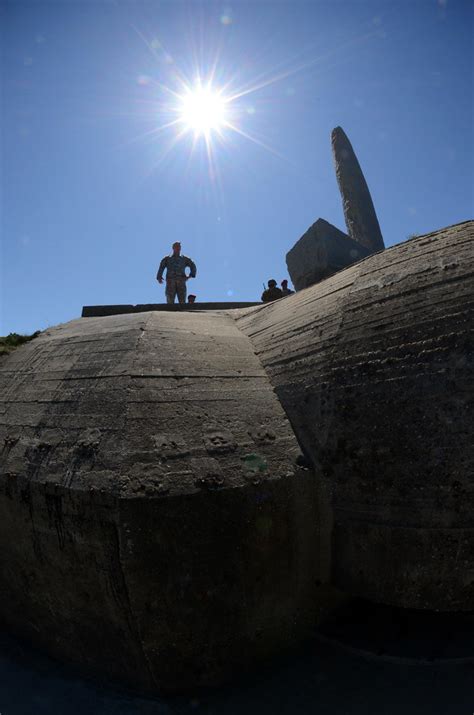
[331, 126, 385, 252]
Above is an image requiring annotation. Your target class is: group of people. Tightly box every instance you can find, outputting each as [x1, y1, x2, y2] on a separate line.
[261, 278, 294, 302]
[157, 242, 294, 305]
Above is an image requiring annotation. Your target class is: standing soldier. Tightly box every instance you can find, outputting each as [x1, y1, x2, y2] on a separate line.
[281, 279, 294, 296]
[157, 242, 197, 305]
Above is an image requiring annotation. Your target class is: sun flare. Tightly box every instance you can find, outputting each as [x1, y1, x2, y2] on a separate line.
[134, 20, 380, 179]
[177, 84, 228, 137]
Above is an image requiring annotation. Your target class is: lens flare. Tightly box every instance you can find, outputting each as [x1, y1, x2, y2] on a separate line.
[178, 84, 228, 137]
[129, 19, 381, 185]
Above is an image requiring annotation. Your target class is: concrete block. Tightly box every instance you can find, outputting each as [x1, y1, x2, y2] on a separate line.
[286, 218, 372, 291]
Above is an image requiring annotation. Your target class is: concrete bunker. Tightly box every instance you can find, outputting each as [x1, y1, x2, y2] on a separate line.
[0, 309, 339, 692]
[0, 221, 472, 692]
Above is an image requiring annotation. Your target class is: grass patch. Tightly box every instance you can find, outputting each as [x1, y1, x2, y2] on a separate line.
[0, 331, 41, 356]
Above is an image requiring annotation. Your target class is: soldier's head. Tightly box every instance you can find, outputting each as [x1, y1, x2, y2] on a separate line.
[172, 241, 181, 255]
[268, 279, 277, 288]
[281, 279, 288, 288]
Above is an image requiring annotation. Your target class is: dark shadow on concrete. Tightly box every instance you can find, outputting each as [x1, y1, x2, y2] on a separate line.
[317, 598, 474, 664]
[1, 605, 473, 715]
[81, 303, 260, 317]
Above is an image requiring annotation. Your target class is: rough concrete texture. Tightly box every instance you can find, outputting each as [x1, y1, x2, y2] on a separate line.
[286, 218, 372, 291]
[331, 126, 385, 252]
[1, 222, 472, 694]
[237, 221, 474, 611]
[0, 310, 340, 693]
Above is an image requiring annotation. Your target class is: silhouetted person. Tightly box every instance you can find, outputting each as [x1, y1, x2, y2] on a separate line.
[261, 279, 283, 303]
[188, 294, 196, 304]
[157, 242, 196, 304]
[281, 279, 294, 296]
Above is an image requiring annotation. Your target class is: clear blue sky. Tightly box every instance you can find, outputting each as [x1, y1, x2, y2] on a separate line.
[2, 0, 472, 335]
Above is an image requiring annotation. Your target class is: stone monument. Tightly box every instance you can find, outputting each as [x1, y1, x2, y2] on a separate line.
[286, 126, 385, 292]
[331, 125, 385, 252]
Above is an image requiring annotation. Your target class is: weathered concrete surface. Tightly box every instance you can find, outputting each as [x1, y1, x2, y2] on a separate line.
[1, 221, 472, 694]
[332, 126, 385, 252]
[82, 302, 260, 317]
[0, 310, 340, 692]
[237, 221, 474, 611]
[286, 218, 372, 291]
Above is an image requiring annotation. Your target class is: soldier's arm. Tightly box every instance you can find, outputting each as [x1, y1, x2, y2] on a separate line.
[157, 257, 167, 280]
[186, 257, 197, 278]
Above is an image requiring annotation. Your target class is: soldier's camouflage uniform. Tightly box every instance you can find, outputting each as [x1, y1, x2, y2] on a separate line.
[157, 254, 197, 305]
[261, 286, 283, 302]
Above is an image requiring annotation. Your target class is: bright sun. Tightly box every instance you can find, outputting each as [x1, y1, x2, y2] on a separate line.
[178, 84, 228, 137]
